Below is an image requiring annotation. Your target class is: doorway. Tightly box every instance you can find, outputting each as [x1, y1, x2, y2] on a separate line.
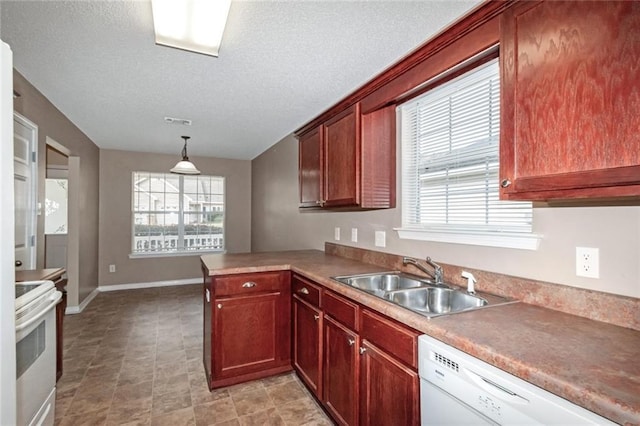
[45, 144, 68, 269]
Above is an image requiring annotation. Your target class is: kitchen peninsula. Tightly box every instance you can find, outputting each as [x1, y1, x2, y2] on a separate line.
[201, 246, 640, 425]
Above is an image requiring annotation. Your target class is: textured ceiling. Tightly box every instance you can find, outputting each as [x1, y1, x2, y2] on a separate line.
[1, 0, 480, 160]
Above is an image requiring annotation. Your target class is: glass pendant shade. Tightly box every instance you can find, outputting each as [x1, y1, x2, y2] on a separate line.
[170, 136, 201, 175]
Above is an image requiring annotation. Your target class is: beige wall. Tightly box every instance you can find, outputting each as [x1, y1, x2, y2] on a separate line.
[13, 71, 100, 306]
[252, 133, 640, 299]
[99, 149, 251, 286]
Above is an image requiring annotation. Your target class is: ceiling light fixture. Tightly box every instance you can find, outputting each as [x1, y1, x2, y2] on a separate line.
[151, 0, 231, 57]
[170, 136, 201, 175]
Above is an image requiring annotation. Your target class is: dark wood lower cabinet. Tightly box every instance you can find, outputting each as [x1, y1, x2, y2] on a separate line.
[214, 293, 281, 379]
[204, 270, 419, 425]
[323, 316, 359, 426]
[359, 340, 420, 426]
[292, 296, 323, 398]
[54, 278, 67, 382]
[203, 270, 291, 390]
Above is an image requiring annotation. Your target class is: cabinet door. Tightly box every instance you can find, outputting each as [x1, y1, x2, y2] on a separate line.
[359, 340, 419, 426]
[299, 126, 323, 207]
[324, 316, 358, 426]
[500, 1, 640, 200]
[293, 296, 323, 398]
[213, 292, 281, 379]
[323, 105, 360, 207]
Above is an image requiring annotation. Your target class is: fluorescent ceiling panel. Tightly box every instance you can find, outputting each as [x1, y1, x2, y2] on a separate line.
[151, 0, 231, 57]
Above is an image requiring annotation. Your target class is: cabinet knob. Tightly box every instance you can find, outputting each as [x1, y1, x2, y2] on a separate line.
[242, 281, 257, 288]
[298, 287, 310, 295]
[217, 303, 222, 309]
[347, 338, 355, 346]
[15, 260, 22, 267]
[313, 314, 320, 321]
[500, 178, 512, 188]
[359, 347, 367, 355]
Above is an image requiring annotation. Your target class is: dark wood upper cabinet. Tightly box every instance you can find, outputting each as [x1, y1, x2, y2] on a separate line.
[298, 126, 323, 207]
[323, 106, 360, 207]
[297, 103, 396, 210]
[500, 1, 640, 200]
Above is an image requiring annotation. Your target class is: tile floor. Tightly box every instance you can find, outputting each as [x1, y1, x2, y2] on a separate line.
[54, 284, 333, 426]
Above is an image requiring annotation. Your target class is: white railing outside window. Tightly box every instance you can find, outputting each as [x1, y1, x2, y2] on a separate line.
[131, 172, 225, 255]
[397, 58, 539, 250]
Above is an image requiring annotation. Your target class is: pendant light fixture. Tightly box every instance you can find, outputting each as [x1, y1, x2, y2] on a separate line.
[170, 136, 201, 175]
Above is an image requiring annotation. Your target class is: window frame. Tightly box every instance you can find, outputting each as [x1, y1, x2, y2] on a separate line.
[129, 172, 226, 258]
[394, 56, 541, 250]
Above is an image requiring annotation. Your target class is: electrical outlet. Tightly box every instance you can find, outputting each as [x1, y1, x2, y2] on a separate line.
[109, 264, 116, 273]
[351, 228, 358, 243]
[576, 247, 599, 278]
[375, 231, 386, 247]
[334, 227, 341, 241]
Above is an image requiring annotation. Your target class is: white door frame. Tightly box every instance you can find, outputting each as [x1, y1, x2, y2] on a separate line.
[13, 112, 38, 270]
[0, 39, 17, 426]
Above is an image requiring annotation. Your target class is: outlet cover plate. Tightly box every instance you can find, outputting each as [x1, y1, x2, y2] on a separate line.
[334, 227, 340, 241]
[576, 247, 599, 279]
[375, 231, 386, 247]
[351, 228, 358, 243]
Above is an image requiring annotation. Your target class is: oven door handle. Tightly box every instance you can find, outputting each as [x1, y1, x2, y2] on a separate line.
[15, 291, 62, 332]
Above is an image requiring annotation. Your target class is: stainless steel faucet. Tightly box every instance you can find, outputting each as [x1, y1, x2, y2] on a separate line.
[402, 256, 444, 285]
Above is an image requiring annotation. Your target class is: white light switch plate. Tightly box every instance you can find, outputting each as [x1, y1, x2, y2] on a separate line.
[375, 231, 386, 247]
[351, 228, 358, 242]
[334, 227, 340, 241]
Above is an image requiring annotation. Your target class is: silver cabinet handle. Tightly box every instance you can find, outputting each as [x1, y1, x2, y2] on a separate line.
[298, 287, 310, 295]
[500, 178, 512, 188]
[359, 347, 367, 355]
[205, 289, 210, 303]
[348, 338, 355, 346]
[242, 282, 257, 288]
[313, 314, 320, 321]
[217, 303, 222, 309]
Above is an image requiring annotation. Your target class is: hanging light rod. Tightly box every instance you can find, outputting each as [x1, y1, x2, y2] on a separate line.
[151, 0, 231, 57]
[170, 136, 201, 175]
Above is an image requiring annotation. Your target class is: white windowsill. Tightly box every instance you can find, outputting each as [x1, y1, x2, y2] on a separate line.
[129, 249, 226, 259]
[394, 228, 541, 250]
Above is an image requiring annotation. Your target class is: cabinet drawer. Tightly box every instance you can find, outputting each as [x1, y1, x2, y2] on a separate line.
[360, 309, 419, 369]
[214, 272, 284, 297]
[292, 275, 322, 307]
[324, 291, 358, 331]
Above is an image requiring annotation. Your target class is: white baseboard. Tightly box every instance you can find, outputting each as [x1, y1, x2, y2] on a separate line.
[65, 278, 201, 314]
[65, 288, 99, 315]
[98, 277, 202, 293]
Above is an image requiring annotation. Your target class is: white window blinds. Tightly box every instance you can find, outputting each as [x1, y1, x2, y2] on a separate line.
[399, 59, 534, 246]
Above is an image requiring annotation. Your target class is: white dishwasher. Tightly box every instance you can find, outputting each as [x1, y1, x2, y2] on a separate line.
[418, 335, 616, 425]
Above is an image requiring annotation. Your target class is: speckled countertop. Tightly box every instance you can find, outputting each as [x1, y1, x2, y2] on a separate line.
[201, 250, 640, 425]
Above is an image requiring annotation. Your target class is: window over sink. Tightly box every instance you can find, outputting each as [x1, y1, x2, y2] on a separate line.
[130, 172, 225, 257]
[396, 57, 540, 250]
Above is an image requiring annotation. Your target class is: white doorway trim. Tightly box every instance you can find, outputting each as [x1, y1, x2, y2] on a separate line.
[66, 156, 80, 309]
[13, 112, 38, 270]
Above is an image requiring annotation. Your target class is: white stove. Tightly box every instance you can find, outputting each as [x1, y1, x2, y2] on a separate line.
[15, 280, 61, 426]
